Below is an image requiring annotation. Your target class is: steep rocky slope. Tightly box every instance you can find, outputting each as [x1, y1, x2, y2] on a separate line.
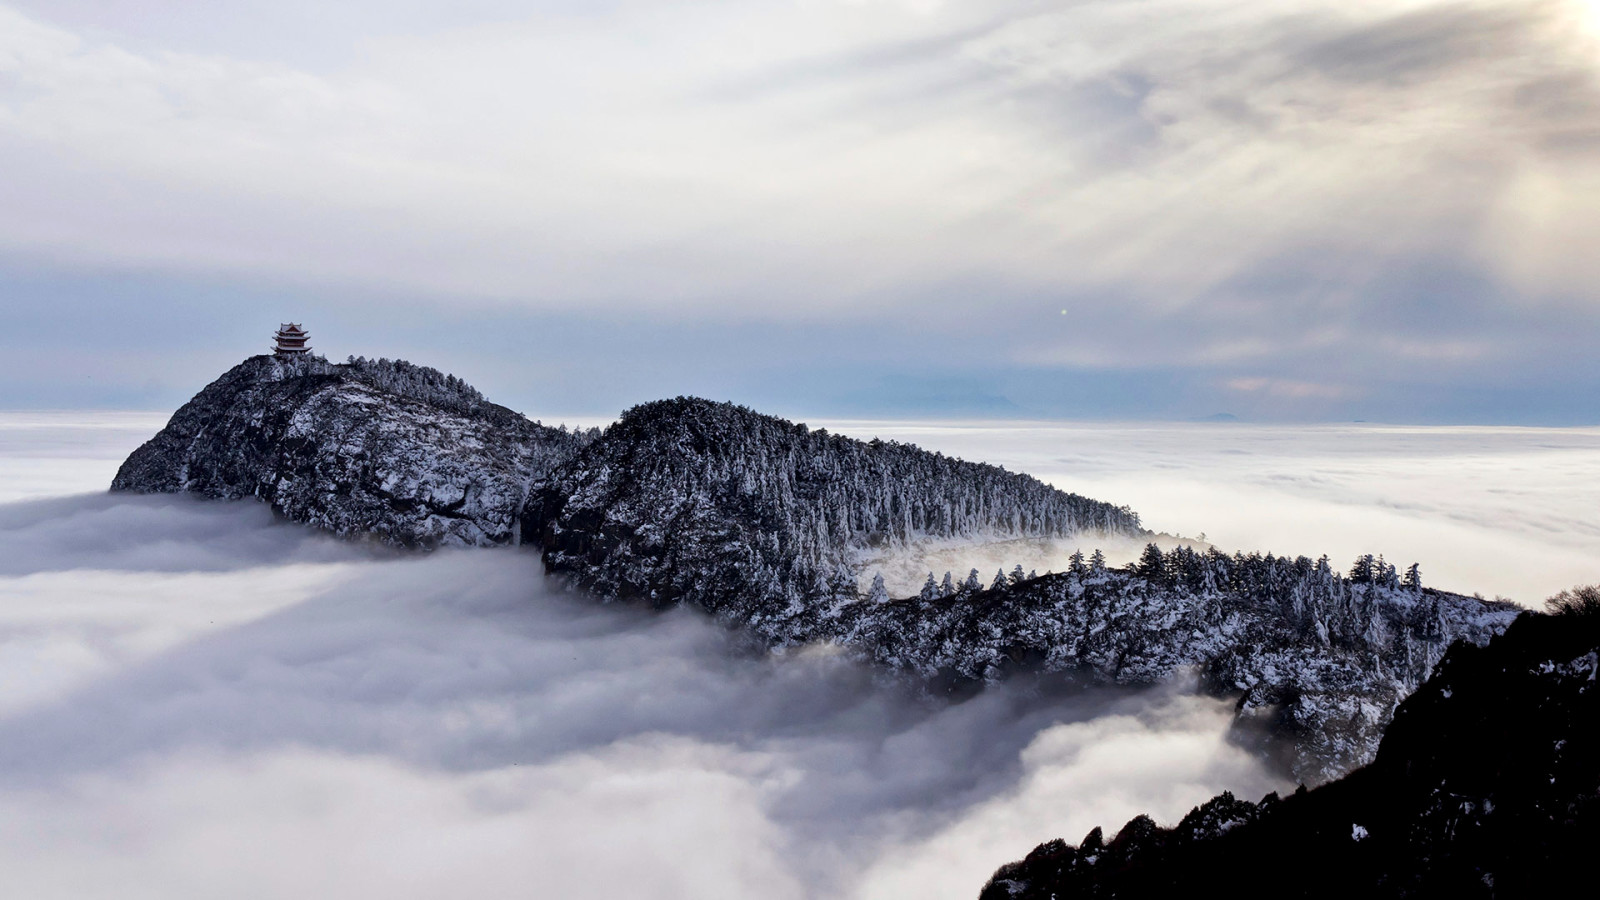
[112, 354, 590, 547]
[523, 397, 1145, 642]
[980, 600, 1598, 899]
[836, 547, 1516, 782]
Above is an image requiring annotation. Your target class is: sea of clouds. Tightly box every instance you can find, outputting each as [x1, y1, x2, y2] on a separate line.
[2, 413, 1596, 898]
[825, 419, 1600, 604]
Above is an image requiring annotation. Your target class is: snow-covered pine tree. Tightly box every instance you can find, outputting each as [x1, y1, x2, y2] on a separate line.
[1138, 543, 1166, 584]
[1403, 563, 1422, 592]
[867, 573, 890, 604]
[1350, 554, 1376, 584]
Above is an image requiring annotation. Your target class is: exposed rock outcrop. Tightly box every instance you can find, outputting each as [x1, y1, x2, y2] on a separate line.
[836, 550, 1517, 782]
[112, 354, 590, 547]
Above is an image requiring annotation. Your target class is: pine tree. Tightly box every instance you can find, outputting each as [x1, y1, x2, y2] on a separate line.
[1374, 555, 1396, 589]
[830, 562, 859, 602]
[991, 569, 1008, 591]
[1138, 543, 1166, 584]
[1068, 550, 1087, 577]
[1089, 549, 1106, 577]
[1349, 554, 1376, 584]
[867, 572, 889, 604]
[1403, 563, 1422, 592]
[919, 573, 938, 602]
[940, 571, 956, 598]
[1009, 564, 1026, 586]
[963, 568, 983, 592]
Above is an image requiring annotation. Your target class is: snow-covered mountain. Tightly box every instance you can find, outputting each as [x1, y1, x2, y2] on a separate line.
[835, 548, 1517, 782]
[111, 356, 1519, 781]
[524, 396, 1145, 644]
[112, 355, 592, 547]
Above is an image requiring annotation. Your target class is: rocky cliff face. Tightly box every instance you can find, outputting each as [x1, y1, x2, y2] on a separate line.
[112, 355, 590, 547]
[979, 603, 1599, 899]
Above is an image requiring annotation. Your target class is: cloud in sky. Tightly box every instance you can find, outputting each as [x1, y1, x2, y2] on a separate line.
[2, 0, 1599, 420]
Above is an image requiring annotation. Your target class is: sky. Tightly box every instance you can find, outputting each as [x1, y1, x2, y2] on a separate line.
[3, 0, 1600, 421]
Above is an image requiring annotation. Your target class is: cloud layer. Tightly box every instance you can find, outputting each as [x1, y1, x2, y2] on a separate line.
[0, 494, 1278, 898]
[822, 416, 1600, 602]
[0, 412, 1306, 898]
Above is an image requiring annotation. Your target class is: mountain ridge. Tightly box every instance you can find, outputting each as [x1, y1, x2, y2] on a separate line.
[110, 354, 1520, 782]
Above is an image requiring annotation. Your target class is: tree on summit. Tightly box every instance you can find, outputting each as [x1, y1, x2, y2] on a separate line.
[1349, 554, 1376, 584]
[1545, 584, 1600, 617]
[1402, 563, 1422, 592]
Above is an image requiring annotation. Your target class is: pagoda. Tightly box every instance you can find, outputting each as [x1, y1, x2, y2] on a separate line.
[273, 323, 311, 355]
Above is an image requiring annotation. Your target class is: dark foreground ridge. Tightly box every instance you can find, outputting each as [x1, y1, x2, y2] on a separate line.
[112, 355, 592, 546]
[980, 600, 1600, 899]
[114, 355, 1519, 781]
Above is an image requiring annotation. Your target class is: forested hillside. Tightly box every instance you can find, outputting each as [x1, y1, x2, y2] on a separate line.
[524, 397, 1144, 640]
